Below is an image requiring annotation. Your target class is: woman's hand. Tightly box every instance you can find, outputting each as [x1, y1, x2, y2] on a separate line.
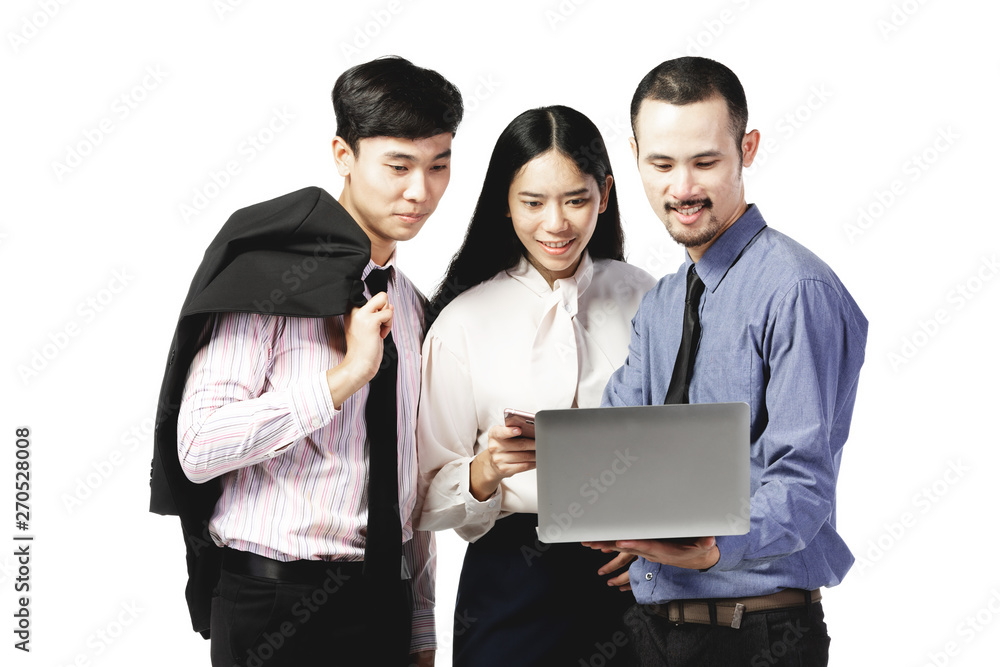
[469, 424, 536, 502]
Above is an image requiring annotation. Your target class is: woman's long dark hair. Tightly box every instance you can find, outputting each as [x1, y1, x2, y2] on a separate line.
[427, 105, 625, 325]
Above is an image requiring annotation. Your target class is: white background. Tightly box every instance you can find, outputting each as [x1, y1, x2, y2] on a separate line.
[3, 0, 998, 665]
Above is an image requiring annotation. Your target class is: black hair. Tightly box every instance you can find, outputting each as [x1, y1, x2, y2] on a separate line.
[332, 55, 464, 154]
[630, 57, 748, 150]
[428, 105, 625, 324]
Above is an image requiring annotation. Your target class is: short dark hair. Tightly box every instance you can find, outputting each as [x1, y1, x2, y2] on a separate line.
[332, 56, 464, 154]
[428, 105, 625, 324]
[630, 57, 748, 150]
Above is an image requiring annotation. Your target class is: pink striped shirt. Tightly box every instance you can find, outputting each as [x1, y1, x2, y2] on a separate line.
[177, 257, 434, 651]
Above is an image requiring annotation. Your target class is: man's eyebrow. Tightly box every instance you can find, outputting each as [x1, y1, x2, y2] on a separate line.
[382, 149, 452, 161]
[644, 150, 724, 161]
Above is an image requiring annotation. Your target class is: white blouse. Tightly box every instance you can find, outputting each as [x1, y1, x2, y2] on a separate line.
[416, 252, 656, 542]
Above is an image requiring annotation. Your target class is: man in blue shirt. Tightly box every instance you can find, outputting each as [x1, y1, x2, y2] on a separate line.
[587, 57, 868, 665]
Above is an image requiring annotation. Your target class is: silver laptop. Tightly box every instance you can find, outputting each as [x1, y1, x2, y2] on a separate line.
[534, 402, 750, 543]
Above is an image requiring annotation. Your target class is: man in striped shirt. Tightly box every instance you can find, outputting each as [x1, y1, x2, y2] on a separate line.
[176, 56, 462, 666]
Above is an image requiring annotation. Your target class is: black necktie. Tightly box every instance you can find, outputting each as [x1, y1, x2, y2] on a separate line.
[664, 264, 705, 404]
[362, 268, 402, 584]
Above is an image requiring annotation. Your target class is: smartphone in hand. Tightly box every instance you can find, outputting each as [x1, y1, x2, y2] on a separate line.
[503, 408, 535, 439]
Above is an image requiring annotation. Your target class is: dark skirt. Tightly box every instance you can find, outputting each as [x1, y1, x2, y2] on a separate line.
[453, 513, 637, 667]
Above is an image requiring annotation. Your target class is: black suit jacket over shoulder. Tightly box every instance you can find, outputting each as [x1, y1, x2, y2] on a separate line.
[149, 186, 371, 637]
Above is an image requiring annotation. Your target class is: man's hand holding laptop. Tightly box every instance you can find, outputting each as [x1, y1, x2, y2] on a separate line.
[583, 536, 720, 571]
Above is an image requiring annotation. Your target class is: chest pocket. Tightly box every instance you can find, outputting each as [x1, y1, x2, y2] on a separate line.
[691, 312, 754, 407]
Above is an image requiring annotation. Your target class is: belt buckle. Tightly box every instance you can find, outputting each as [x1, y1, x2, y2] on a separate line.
[730, 602, 746, 629]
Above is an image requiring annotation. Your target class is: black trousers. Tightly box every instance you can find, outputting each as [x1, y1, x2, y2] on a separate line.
[209, 557, 411, 667]
[453, 513, 637, 667]
[622, 600, 830, 666]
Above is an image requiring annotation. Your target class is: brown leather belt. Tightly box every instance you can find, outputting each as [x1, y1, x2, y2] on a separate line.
[645, 589, 821, 630]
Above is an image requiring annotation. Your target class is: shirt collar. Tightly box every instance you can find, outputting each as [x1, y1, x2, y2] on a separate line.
[362, 250, 396, 289]
[362, 250, 396, 277]
[507, 250, 594, 298]
[689, 203, 766, 293]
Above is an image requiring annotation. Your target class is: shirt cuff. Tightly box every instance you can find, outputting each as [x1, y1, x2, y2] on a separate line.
[288, 371, 340, 436]
[409, 608, 436, 653]
[713, 534, 750, 571]
[458, 459, 503, 515]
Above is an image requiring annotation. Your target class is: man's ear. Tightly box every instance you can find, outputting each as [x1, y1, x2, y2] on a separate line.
[741, 129, 761, 168]
[332, 136, 354, 177]
[629, 136, 639, 163]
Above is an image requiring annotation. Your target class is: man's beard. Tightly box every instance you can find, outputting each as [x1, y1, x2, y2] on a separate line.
[663, 198, 721, 248]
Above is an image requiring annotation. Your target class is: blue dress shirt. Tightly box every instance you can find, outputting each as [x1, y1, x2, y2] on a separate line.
[603, 204, 868, 603]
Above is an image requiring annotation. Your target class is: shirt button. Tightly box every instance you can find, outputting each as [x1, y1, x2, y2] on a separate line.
[488, 501, 496, 509]
[645, 573, 653, 581]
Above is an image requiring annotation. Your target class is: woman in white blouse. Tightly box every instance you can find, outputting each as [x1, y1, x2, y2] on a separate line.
[417, 106, 656, 666]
